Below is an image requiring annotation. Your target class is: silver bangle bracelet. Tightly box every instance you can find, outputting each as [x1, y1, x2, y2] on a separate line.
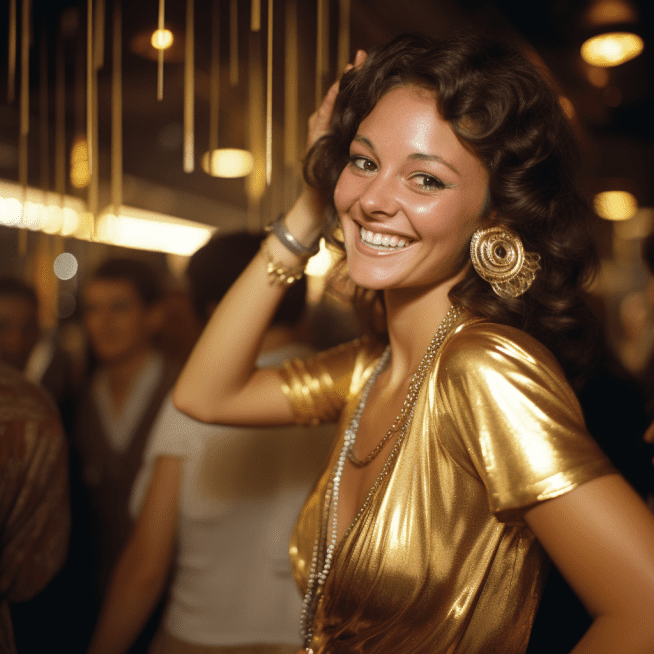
[268, 214, 320, 257]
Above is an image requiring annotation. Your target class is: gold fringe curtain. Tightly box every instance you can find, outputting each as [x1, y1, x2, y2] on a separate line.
[184, 0, 195, 173]
[157, 0, 165, 100]
[112, 0, 123, 212]
[266, 0, 273, 186]
[209, 0, 220, 152]
[8, 0, 17, 103]
[230, 0, 238, 86]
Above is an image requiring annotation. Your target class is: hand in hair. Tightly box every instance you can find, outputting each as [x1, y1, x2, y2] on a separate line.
[307, 49, 367, 152]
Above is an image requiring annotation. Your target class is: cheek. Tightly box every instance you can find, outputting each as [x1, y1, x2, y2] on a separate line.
[333, 170, 357, 215]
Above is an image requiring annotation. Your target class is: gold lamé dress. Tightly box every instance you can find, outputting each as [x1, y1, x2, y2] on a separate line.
[280, 319, 615, 654]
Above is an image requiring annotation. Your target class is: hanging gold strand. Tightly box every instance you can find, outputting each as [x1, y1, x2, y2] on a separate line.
[54, 27, 65, 250]
[265, 0, 273, 186]
[18, 0, 30, 256]
[337, 0, 350, 73]
[251, 0, 261, 32]
[283, 0, 297, 168]
[8, 0, 17, 102]
[315, 0, 329, 110]
[86, 0, 94, 180]
[94, 0, 105, 70]
[19, 0, 30, 186]
[209, 0, 220, 152]
[229, 0, 238, 86]
[87, 0, 99, 238]
[55, 27, 66, 201]
[184, 0, 195, 173]
[111, 0, 122, 213]
[246, 29, 265, 231]
[39, 16, 49, 193]
[157, 0, 165, 100]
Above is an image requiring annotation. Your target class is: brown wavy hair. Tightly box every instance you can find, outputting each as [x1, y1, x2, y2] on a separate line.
[304, 32, 599, 386]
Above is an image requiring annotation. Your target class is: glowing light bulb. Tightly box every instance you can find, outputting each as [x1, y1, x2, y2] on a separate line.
[594, 191, 638, 221]
[151, 29, 174, 50]
[581, 32, 644, 67]
[201, 149, 255, 178]
[70, 136, 90, 189]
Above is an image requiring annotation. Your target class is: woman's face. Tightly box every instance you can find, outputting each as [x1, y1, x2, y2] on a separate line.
[334, 85, 489, 294]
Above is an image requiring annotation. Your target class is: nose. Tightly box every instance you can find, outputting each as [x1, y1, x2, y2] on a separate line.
[359, 170, 400, 218]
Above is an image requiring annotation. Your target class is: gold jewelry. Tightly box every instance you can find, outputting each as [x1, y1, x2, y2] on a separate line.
[347, 304, 463, 467]
[470, 226, 540, 298]
[299, 304, 463, 650]
[261, 240, 307, 285]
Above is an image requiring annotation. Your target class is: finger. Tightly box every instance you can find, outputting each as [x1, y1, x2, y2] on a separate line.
[354, 49, 368, 68]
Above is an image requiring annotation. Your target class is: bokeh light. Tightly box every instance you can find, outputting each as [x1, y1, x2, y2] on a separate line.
[54, 253, 79, 280]
[594, 190, 638, 221]
[581, 32, 644, 67]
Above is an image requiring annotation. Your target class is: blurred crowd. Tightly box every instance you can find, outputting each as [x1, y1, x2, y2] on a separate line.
[0, 231, 653, 654]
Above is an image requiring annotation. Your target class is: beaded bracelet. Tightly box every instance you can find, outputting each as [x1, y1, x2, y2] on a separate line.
[266, 214, 320, 257]
[261, 240, 307, 286]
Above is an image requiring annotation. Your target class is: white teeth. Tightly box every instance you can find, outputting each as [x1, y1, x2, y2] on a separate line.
[359, 227, 412, 250]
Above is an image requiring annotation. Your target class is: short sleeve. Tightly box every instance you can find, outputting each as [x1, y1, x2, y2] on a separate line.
[128, 393, 216, 517]
[436, 322, 615, 523]
[279, 338, 382, 426]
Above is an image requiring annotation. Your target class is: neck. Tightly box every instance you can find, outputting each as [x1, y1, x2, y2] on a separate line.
[383, 282, 460, 381]
[102, 347, 153, 412]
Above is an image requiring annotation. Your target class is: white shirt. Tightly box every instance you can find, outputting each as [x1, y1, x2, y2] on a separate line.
[129, 344, 335, 646]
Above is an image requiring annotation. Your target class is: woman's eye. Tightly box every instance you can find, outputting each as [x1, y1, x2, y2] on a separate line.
[349, 155, 376, 172]
[412, 174, 445, 190]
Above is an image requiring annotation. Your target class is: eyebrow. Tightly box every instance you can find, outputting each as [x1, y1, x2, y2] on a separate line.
[352, 135, 460, 176]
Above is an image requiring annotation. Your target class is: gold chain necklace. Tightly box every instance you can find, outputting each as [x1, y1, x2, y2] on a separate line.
[299, 303, 463, 651]
[346, 304, 463, 467]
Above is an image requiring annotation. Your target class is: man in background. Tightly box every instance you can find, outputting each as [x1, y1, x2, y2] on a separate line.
[73, 257, 179, 649]
[0, 277, 78, 430]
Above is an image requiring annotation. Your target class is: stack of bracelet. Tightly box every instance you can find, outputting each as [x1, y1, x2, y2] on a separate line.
[263, 214, 321, 285]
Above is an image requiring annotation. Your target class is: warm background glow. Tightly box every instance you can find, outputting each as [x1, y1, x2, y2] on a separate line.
[594, 190, 638, 221]
[151, 28, 174, 50]
[201, 149, 255, 178]
[581, 32, 644, 67]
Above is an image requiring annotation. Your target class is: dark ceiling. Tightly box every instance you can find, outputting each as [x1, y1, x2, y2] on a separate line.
[0, 0, 652, 230]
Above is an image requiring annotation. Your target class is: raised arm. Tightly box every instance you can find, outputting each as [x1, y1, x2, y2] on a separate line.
[174, 51, 366, 426]
[525, 474, 654, 653]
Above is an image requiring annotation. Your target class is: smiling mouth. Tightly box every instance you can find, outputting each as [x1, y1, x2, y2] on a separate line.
[359, 226, 414, 251]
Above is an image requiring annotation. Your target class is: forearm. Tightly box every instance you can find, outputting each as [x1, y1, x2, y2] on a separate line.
[86, 543, 171, 654]
[174, 192, 323, 424]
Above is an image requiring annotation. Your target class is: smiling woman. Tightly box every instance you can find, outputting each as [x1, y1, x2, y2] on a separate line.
[334, 85, 489, 296]
[174, 33, 654, 654]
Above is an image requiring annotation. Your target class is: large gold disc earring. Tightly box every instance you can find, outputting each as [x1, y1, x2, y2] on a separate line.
[470, 226, 541, 298]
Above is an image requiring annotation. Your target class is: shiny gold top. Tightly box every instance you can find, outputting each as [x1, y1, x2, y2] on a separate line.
[281, 320, 614, 654]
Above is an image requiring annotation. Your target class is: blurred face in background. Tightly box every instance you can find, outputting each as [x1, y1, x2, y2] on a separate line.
[83, 278, 157, 366]
[0, 294, 40, 370]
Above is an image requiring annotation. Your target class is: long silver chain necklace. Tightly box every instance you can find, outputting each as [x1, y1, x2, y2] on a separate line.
[299, 304, 463, 652]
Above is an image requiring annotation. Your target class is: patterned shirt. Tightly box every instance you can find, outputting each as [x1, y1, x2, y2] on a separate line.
[0, 363, 70, 654]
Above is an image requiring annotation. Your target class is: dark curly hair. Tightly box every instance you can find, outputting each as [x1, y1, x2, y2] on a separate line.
[304, 32, 599, 387]
[90, 257, 164, 307]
